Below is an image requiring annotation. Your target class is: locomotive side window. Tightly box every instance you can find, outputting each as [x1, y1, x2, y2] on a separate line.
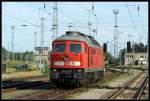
[54, 44, 66, 52]
[70, 44, 81, 53]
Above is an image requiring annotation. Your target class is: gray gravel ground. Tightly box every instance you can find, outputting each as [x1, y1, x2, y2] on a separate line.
[66, 69, 146, 99]
[2, 69, 148, 100]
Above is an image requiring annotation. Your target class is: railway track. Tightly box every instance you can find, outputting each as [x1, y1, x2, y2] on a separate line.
[102, 71, 148, 100]
[4, 71, 143, 100]
[14, 71, 123, 100]
[2, 79, 49, 93]
[106, 68, 127, 73]
[2, 75, 48, 88]
[133, 75, 148, 100]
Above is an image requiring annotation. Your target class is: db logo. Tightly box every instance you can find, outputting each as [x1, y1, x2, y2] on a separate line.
[64, 56, 70, 61]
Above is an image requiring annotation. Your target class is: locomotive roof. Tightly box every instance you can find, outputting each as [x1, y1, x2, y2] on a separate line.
[54, 31, 101, 48]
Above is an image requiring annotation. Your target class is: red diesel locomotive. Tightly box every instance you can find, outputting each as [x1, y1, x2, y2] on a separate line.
[50, 31, 105, 86]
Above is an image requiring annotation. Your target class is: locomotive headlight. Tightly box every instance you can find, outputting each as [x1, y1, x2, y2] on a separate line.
[70, 61, 80, 66]
[54, 61, 64, 66]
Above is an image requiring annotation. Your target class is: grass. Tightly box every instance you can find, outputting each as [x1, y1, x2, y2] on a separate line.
[2, 60, 50, 81]
[42, 64, 50, 74]
[2, 70, 44, 81]
[3, 60, 39, 74]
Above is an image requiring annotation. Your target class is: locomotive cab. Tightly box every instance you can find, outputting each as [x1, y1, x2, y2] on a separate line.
[50, 40, 88, 85]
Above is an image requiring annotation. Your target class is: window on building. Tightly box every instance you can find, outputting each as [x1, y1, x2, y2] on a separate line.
[141, 55, 143, 58]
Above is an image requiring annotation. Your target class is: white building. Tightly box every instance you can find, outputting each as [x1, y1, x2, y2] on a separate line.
[34, 47, 49, 64]
[124, 52, 148, 65]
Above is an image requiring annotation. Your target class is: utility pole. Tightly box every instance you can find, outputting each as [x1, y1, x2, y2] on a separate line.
[128, 34, 131, 42]
[147, 39, 148, 65]
[40, 17, 44, 72]
[88, 9, 92, 36]
[34, 32, 37, 52]
[26, 54, 28, 64]
[132, 41, 135, 65]
[113, 9, 119, 58]
[139, 34, 142, 43]
[34, 31, 37, 64]
[11, 25, 15, 62]
[7, 42, 10, 62]
[68, 23, 73, 31]
[52, 2, 58, 41]
[88, 22, 92, 36]
[20, 51, 22, 64]
[91, 2, 95, 36]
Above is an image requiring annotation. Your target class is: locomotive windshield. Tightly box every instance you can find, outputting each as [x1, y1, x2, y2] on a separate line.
[54, 44, 66, 52]
[70, 44, 81, 53]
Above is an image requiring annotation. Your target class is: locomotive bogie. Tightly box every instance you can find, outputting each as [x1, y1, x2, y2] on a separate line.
[50, 68, 105, 87]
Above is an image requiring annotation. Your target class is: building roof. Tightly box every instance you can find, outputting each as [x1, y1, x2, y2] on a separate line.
[35, 47, 49, 50]
[125, 52, 147, 54]
[54, 31, 101, 48]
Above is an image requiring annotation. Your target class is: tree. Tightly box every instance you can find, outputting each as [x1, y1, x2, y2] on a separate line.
[105, 52, 119, 65]
[1, 47, 8, 61]
[120, 48, 126, 65]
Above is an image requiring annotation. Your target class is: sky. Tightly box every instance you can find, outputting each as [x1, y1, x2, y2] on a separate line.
[2, 2, 148, 56]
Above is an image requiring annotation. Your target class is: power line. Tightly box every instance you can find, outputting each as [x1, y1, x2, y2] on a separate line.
[19, 3, 51, 16]
[125, 3, 139, 35]
[47, 3, 84, 25]
[79, 4, 114, 37]
[3, 13, 38, 26]
[95, 20, 147, 24]
[136, 3, 147, 44]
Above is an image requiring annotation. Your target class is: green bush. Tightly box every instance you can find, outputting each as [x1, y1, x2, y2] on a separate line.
[42, 64, 50, 74]
[6, 68, 16, 74]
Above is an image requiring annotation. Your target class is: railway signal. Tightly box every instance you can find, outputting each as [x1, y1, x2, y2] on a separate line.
[11, 25, 15, 62]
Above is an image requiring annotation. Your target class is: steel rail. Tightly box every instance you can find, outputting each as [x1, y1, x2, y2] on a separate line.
[108, 72, 143, 99]
[17, 72, 122, 100]
[133, 76, 148, 99]
[2, 80, 49, 93]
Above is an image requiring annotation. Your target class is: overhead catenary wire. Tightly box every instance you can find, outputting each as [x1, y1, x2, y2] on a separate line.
[8, 3, 146, 31]
[3, 2, 148, 52]
[19, 2, 51, 16]
[125, 3, 148, 46]
[3, 13, 38, 26]
[3, 14, 50, 31]
[47, 3, 85, 25]
[79, 4, 112, 35]
[136, 3, 147, 43]
[3, 2, 147, 27]
[125, 3, 139, 35]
